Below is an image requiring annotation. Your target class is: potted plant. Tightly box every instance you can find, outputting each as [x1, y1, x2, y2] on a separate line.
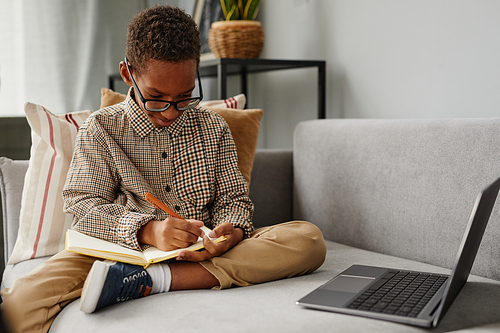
[208, 0, 264, 59]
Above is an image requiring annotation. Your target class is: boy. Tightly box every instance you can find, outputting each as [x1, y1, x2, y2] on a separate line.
[1, 6, 326, 332]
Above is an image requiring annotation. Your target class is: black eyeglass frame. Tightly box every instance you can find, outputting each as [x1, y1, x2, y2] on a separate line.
[124, 57, 203, 112]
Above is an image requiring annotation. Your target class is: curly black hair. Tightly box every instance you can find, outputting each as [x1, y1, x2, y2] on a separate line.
[126, 5, 201, 75]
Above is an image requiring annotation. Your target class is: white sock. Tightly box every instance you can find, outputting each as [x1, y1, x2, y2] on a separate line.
[146, 263, 172, 294]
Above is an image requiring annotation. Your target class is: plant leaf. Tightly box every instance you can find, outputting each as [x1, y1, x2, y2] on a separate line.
[238, 0, 245, 19]
[227, 4, 239, 20]
[243, 0, 262, 20]
[221, 0, 239, 20]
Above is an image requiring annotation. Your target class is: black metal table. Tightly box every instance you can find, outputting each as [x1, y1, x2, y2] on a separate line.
[199, 58, 326, 119]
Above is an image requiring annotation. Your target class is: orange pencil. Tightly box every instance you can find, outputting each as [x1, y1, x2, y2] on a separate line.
[145, 192, 184, 220]
[145, 192, 225, 243]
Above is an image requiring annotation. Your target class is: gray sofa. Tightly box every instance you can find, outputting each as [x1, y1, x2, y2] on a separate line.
[2, 118, 500, 332]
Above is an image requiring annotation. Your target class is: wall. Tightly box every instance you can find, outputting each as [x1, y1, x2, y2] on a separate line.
[3, 1, 500, 147]
[0, 0, 145, 116]
[243, 0, 500, 148]
[1, 1, 499, 149]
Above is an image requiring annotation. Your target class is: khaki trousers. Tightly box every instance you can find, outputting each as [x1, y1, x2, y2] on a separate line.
[1, 221, 326, 333]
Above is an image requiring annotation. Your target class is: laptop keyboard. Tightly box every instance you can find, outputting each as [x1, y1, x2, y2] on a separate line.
[346, 270, 449, 317]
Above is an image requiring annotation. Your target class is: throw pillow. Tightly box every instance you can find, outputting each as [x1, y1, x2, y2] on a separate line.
[209, 107, 263, 187]
[100, 87, 246, 110]
[200, 94, 245, 109]
[8, 103, 92, 264]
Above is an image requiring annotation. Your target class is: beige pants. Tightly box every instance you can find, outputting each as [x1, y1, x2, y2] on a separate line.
[1, 221, 326, 333]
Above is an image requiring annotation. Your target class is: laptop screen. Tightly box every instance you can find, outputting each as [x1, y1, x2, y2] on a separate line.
[433, 177, 500, 326]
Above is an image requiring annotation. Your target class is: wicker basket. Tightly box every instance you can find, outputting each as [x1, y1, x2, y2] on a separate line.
[208, 21, 264, 59]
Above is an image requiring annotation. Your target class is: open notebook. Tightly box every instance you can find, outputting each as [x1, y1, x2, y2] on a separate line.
[66, 226, 225, 268]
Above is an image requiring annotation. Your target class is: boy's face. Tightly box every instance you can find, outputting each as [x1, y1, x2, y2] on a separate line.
[121, 58, 198, 128]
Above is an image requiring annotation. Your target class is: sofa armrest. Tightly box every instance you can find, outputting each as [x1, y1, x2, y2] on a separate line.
[0, 158, 29, 266]
[249, 149, 293, 229]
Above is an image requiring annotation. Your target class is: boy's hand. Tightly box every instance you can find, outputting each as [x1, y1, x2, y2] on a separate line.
[176, 223, 244, 262]
[138, 218, 204, 251]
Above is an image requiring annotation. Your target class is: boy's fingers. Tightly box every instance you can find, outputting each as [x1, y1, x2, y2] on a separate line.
[177, 220, 203, 237]
[176, 235, 221, 262]
[203, 235, 218, 253]
[176, 249, 211, 262]
[186, 219, 205, 227]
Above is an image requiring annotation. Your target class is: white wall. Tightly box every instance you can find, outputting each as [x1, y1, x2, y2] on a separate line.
[3, 1, 499, 148]
[0, 0, 145, 116]
[243, 0, 500, 148]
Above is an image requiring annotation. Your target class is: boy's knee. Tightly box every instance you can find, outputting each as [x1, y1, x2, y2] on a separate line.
[293, 221, 327, 272]
[271, 221, 327, 274]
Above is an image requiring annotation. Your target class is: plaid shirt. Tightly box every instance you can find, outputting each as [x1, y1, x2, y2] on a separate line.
[63, 91, 254, 251]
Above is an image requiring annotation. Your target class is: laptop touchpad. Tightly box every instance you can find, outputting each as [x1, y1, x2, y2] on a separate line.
[322, 275, 374, 293]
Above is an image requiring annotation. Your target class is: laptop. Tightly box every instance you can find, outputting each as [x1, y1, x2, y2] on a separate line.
[297, 176, 500, 328]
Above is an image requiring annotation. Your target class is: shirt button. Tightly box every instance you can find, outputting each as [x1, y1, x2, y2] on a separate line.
[175, 205, 181, 211]
[165, 185, 171, 192]
[162, 152, 167, 159]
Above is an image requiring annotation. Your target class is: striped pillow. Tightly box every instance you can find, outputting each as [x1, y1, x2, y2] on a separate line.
[8, 103, 92, 264]
[199, 94, 246, 109]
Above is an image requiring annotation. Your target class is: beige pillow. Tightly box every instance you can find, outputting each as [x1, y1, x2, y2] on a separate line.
[100, 88, 262, 187]
[8, 103, 92, 264]
[100, 88, 128, 109]
[209, 107, 262, 187]
[100, 87, 246, 110]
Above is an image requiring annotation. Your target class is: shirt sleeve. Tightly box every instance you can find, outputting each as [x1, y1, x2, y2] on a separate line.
[62, 115, 155, 250]
[209, 124, 255, 238]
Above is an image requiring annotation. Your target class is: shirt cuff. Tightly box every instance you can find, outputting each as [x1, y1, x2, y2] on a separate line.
[116, 212, 155, 250]
[226, 215, 254, 239]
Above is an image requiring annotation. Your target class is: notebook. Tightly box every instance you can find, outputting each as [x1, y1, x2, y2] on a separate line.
[297, 176, 500, 328]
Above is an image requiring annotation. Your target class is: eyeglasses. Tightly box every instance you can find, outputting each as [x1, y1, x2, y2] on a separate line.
[124, 57, 203, 112]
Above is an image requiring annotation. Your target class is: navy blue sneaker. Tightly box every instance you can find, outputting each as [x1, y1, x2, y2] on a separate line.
[80, 260, 153, 313]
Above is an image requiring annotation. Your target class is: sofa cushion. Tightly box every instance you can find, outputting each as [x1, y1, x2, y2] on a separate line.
[8, 104, 92, 264]
[293, 118, 500, 282]
[1, 256, 49, 291]
[0, 158, 29, 264]
[5, 241, 500, 332]
[35, 241, 499, 332]
[249, 149, 293, 229]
